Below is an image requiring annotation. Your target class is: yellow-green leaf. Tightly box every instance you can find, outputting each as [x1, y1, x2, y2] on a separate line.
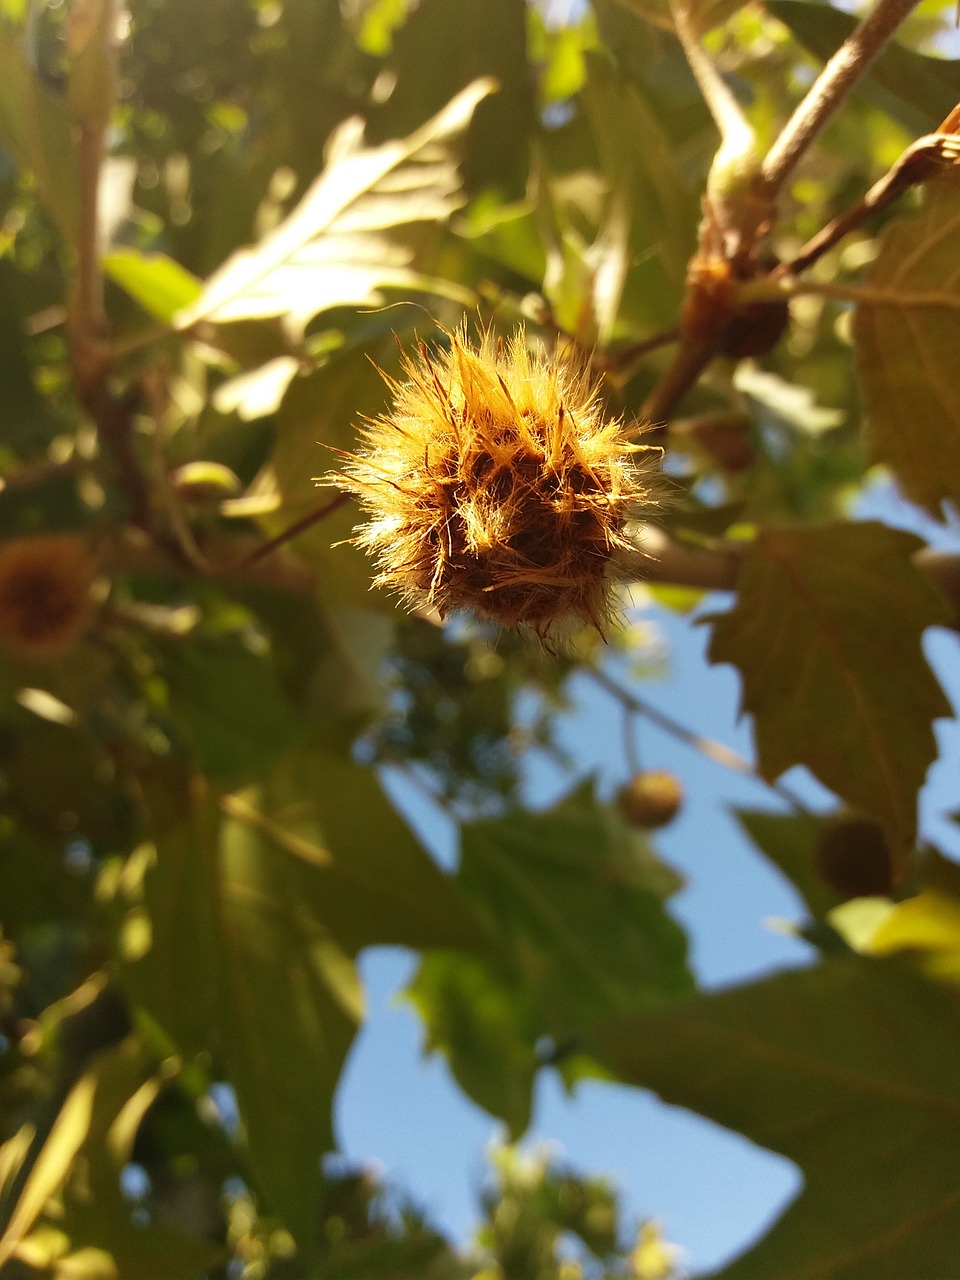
[174, 78, 491, 337]
[834, 888, 960, 982]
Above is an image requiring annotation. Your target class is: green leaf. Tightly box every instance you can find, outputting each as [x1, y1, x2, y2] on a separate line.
[854, 173, 960, 514]
[216, 821, 362, 1250]
[373, 0, 532, 196]
[104, 249, 203, 324]
[130, 780, 361, 1248]
[162, 638, 301, 780]
[768, 1, 960, 135]
[0, 29, 80, 244]
[735, 809, 840, 919]
[458, 786, 691, 1033]
[598, 957, 960, 1280]
[128, 749, 478, 1244]
[707, 523, 951, 856]
[174, 79, 491, 336]
[219, 747, 484, 954]
[407, 953, 539, 1137]
[0, 1036, 164, 1269]
[409, 785, 692, 1130]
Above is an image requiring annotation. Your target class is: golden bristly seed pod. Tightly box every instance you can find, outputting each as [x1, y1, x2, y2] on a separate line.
[0, 535, 98, 659]
[329, 326, 659, 637]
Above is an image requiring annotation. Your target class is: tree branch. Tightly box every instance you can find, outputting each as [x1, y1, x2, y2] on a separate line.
[760, 0, 923, 197]
[587, 665, 809, 808]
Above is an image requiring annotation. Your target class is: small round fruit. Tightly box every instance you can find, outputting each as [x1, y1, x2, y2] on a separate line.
[617, 771, 684, 830]
[814, 813, 893, 901]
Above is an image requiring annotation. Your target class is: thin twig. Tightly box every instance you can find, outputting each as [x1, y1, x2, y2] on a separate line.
[783, 130, 960, 278]
[760, 0, 924, 196]
[67, 4, 152, 531]
[622, 704, 642, 776]
[588, 666, 809, 810]
[736, 277, 960, 309]
[638, 339, 719, 431]
[669, 0, 755, 182]
[235, 493, 352, 569]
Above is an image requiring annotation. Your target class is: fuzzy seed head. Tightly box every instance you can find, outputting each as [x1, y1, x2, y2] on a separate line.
[0, 536, 98, 659]
[332, 327, 659, 636]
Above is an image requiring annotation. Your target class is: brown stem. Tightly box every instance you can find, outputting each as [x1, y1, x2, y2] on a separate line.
[783, 130, 960, 278]
[68, 23, 152, 532]
[638, 338, 718, 432]
[636, 524, 744, 590]
[760, 0, 924, 196]
[235, 493, 352, 569]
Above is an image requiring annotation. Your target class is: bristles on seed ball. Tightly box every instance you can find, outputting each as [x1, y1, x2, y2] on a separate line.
[331, 326, 659, 636]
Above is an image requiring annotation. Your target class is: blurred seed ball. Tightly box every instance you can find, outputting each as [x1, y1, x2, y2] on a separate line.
[683, 253, 789, 359]
[329, 325, 661, 638]
[717, 298, 790, 360]
[617, 770, 684, 830]
[814, 812, 894, 901]
[0, 536, 99, 659]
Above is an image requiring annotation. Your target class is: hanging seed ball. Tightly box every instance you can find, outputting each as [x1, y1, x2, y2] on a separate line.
[0, 536, 98, 659]
[330, 326, 660, 637]
[814, 812, 893, 901]
[617, 770, 684, 830]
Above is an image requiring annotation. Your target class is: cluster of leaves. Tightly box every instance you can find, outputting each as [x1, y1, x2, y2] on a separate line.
[3, 0, 960, 1276]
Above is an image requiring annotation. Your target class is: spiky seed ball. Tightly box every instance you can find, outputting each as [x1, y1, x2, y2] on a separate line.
[331, 326, 659, 636]
[0, 536, 98, 659]
[617, 770, 684, 830]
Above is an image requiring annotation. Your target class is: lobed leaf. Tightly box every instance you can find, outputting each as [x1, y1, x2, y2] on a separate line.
[129, 781, 359, 1247]
[174, 78, 492, 337]
[708, 523, 951, 860]
[854, 173, 960, 514]
[409, 784, 692, 1131]
[599, 957, 960, 1279]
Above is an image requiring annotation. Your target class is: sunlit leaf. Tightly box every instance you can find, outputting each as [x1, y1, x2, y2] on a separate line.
[0, 29, 80, 244]
[834, 887, 960, 983]
[0, 1077, 97, 1266]
[219, 747, 484, 953]
[129, 750, 478, 1245]
[127, 780, 358, 1247]
[0, 1037, 161, 1269]
[161, 638, 301, 781]
[174, 79, 493, 337]
[104, 250, 203, 324]
[599, 957, 960, 1279]
[854, 173, 960, 514]
[708, 523, 951, 859]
